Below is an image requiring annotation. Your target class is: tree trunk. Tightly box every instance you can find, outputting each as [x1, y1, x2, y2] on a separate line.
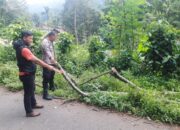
[74, 7, 79, 44]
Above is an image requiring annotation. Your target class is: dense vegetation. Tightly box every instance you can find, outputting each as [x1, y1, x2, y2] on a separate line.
[0, 0, 180, 124]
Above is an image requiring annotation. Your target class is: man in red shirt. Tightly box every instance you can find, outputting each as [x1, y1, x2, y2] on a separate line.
[13, 31, 64, 117]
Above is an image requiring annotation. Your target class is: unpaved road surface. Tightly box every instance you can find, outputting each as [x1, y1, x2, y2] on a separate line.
[0, 87, 179, 130]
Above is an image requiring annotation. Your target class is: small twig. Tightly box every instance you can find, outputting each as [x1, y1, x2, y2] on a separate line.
[61, 99, 77, 105]
[52, 96, 65, 100]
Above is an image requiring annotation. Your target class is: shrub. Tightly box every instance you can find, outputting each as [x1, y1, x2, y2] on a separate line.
[81, 82, 104, 92]
[65, 44, 89, 77]
[83, 91, 131, 112]
[57, 32, 74, 54]
[0, 45, 16, 63]
[83, 90, 180, 124]
[0, 19, 44, 59]
[108, 50, 132, 71]
[141, 22, 178, 75]
[31, 29, 44, 57]
[129, 90, 180, 124]
[88, 36, 106, 66]
[56, 44, 89, 77]
[63, 60, 85, 77]
[0, 62, 22, 91]
[4, 19, 32, 41]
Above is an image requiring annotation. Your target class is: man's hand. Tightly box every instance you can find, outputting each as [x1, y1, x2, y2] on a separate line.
[31, 55, 64, 75]
[59, 69, 65, 74]
[51, 59, 58, 65]
[53, 68, 64, 74]
[47, 65, 54, 71]
[111, 67, 117, 73]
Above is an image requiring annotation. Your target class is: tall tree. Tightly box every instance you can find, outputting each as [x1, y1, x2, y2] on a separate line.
[0, 0, 27, 25]
[101, 0, 145, 52]
[31, 13, 40, 27]
[147, 0, 180, 29]
[62, 0, 101, 43]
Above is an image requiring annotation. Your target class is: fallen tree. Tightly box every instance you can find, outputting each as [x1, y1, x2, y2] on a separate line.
[57, 62, 141, 96]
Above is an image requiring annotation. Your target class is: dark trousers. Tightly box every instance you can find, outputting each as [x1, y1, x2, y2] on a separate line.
[43, 67, 55, 96]
[19, 74, 36, 114]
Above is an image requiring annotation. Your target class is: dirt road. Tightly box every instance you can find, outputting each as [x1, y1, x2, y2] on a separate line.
[0, 87, 179, 130]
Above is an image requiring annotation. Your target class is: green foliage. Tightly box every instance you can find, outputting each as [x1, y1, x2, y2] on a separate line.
[57, 32, 74, 54]
[108, 50, 132, 71]
[1, 19, 44, 58]
[0, 62, 22, 91]
[146, 0, 180, 29]
[88, 36, 106, 66]
[31, 29, 44, 57]
[84, 91, 131, 112]
[69, 44, 89, 63]
[84, 90, 180, 124]
[81, 82, 104, 92]
[0, 45, 16, 63]
[141, 22, 178, 75]
[0, 0, 27, 26]
[100, 0, 145, 51]
[120, 70, 180, 91]
[63, 60, 85, 77]
[62, 0, 101, 43]
[2, 19, 44, 54]
[129, 90, 180, 124]
[57, 40, 88, 77]
[3, 18, 32, 40]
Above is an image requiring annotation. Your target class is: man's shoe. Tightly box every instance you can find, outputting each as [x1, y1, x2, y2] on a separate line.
[49, 86, 58, 91]
[33, 104, 44, 109]
[49, 84, 58, 91]
[26, 112, 41, 117]
[43, 95, 53, 100]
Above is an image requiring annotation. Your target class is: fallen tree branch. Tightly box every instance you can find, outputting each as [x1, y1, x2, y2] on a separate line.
[57, 63, 89, 97]
[55, 65, 140, 96]
[111, 68, 142, 90]
[79, 70, 112, 86]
